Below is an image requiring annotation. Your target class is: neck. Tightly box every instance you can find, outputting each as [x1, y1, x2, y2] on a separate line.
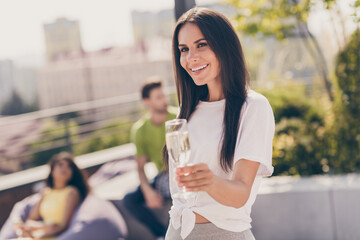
[53, 181, 67, 189]
[206, 79, 224, 102]
[150, 110, 168, 126]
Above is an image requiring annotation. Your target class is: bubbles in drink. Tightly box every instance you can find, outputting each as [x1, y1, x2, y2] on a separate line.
[166, 131, 191, 166]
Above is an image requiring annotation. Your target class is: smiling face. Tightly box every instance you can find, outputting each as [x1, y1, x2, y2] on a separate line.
[178, 23, 221, 87]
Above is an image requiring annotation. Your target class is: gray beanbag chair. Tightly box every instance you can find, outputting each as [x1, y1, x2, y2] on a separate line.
[0, 194, 127, 240]
[0, 193, 41, 240]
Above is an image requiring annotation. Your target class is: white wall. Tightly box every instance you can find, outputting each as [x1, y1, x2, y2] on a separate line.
[251, 174, 360, 240]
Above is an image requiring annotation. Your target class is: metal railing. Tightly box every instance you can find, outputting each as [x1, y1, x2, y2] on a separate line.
[0, 87, 176, 174]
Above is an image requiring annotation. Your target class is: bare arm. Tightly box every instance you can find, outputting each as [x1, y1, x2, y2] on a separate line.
[27, 198, 42, 221]
[137, 155, 152, 192]
[17, 192, 46, 237]
[14, 194, 43, 237]
[136, 155, 163, 208]
[176, 159, 260, 208]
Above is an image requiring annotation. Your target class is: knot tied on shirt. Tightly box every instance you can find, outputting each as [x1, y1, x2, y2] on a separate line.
[169, 205, 196, 239]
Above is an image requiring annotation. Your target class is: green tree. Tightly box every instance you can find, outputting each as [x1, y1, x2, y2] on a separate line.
[260, 85, 328, 176]
[330, 29, 360, 173]
[229, 0, 357, 102]
[352, 0, 360, 23]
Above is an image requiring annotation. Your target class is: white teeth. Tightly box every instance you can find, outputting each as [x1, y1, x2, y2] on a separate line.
[191, 64, 208, 72]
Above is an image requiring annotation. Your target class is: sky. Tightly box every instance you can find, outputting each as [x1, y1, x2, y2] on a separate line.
[0, 0, 357, 64]
[0, 0, 217, 63]
[0, 0, 174, 61]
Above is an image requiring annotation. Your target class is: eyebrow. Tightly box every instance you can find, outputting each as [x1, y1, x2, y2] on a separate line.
[178, 38, 206, 47]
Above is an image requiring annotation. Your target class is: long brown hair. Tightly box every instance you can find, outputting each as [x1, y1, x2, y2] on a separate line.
[162, 7, 249, 172]
[46, 152, 90, 200]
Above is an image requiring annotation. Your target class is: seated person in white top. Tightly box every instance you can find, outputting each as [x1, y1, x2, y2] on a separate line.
[162, 7, 275, 240]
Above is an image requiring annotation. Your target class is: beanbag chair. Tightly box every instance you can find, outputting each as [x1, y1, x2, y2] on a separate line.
[0, 194, 127, 240]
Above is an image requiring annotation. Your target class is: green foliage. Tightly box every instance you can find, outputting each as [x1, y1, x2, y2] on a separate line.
[352, 0, 360, 22]
[229, 0, 312, 39]
[272, 118, 326, 175]
[75, 121, 132, 155]
[28, 103, 139, 167]
[229, 0, 360, 175]
[335, 30, 360, 118]
[258, 85, 328, 176]
[256, 29, 360, 176]
[30, 119, 75, 167]
[329, 29, 360, 173]
[229, 0, 360, 102]
[30, 118, 133, 167]
[228, 0, 349, 39]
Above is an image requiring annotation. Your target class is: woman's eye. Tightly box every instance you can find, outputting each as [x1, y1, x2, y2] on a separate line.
[180, 47, 188, 52]
[198, 42, 207, 48]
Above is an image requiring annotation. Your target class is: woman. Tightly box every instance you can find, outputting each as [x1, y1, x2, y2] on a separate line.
[15, 152, 90, 239]
[163, 7, 275, 240]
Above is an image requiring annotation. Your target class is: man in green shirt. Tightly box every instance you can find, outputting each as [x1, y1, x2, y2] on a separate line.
[123, 79, 177, 239]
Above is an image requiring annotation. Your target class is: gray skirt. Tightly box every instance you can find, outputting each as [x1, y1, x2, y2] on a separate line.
[165, 222, 256, 240]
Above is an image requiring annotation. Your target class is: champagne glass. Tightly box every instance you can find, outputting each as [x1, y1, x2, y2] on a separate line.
[165, 119, 193, 199]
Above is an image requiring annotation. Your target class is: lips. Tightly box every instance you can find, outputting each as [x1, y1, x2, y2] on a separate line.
[190, 64, 208, 73]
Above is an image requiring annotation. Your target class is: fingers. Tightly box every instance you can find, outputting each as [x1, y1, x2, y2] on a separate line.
[179, 177, 213, 188]
[175, 163, 209, 175]
[175, 164, 214, 192]
[176, 168, 213, 182]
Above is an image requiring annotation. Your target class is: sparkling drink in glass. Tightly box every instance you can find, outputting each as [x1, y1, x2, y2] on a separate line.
[165, 119, 192, 199]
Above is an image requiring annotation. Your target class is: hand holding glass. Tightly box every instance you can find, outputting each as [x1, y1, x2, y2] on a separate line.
[165, 119, 192, 199]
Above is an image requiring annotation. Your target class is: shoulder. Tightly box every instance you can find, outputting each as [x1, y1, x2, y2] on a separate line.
[66, 186, 80, 197]
[65, 186, 80, 203]
[131, 116, 148, 134]
[240, 89, 275, 124]
[40, 187, 51, 196]
[246, 89, 271, 105]
[63, 187, 81, 209]
[38, 187, 51, 201]
[42, 187, 51, 194]
[244, 89, 272, 111]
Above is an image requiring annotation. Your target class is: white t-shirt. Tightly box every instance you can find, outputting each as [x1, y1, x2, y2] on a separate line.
[168, 89, 275, 239]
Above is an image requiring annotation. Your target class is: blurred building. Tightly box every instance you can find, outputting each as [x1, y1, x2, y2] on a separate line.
[131, 2, 235, 44]
[0, 60, 14, 111]
[37, 3, 235, 110]
[37, 46, 173, 109]
[37, 2, 319, 110]
[44, 18, 83, 62]
[13, 67, 38, 106]
[0, 59, 38, 114]
[131, 9, 175, 45]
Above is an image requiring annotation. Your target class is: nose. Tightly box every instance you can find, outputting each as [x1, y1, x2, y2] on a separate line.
[187, 48, 199, 62]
